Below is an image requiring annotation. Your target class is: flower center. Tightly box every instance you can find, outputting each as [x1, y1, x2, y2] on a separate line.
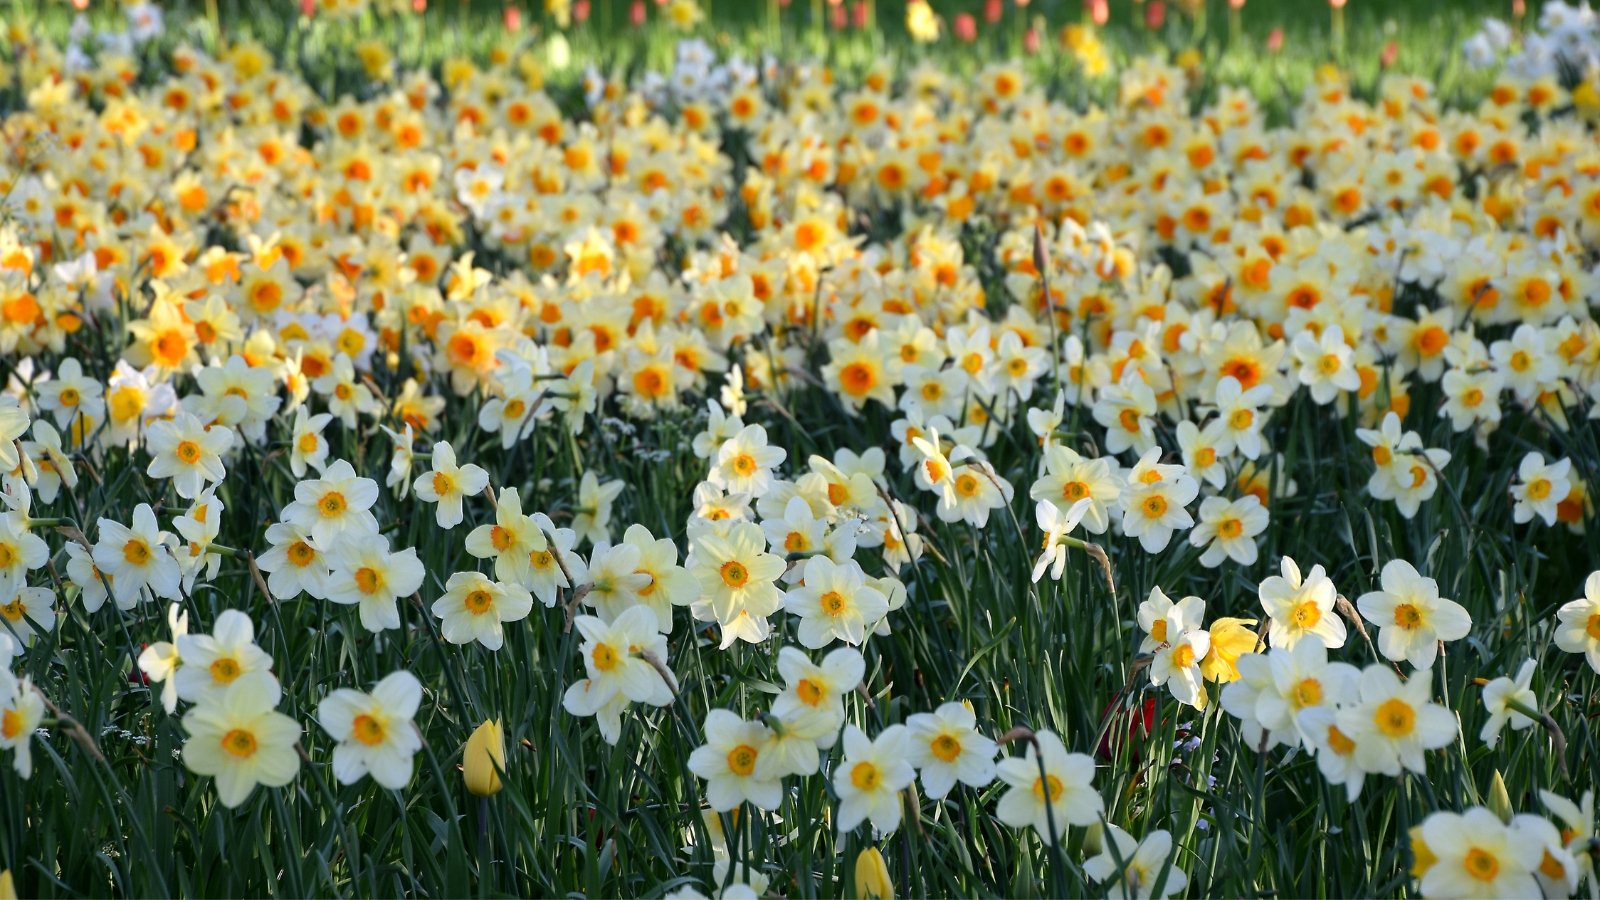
[1326, 725, 1356, 755]
[1392, 603, 1422, 629]
[1374, 698, 1416, 737]
[1292, 600, 1322, 629]
[209, 656, 242, 684]
[123, 539, 152, 565]
[1586, 613, 1600, 641]
[954, 473, 981, 498]
[490, 526, 513, 552]
[320, 491, 347, 516]
[464, 589, 494, 614]
[352, 714, 385, 746]
[354, 567, 382, 594]
[288, 541, 316, 567]
[1143, 495, 1169, 517]
[931, 734, 962, 763]
[1062, 481, 1089, 501]
[850, 761, 881, 791]
[783, 532, 809, 553]
[1032, 774, 1064, 803]
[1526, 478, 1550, 501]
[1171, 644, 1196, 669]
[726, 744, 758, 776]
[795, 679, 824, 706]
[1229, 408, 1255, 430]
[819, 591, 846, 615]
[432, 472, 455, 496]
[1292, 678, 1323, 709]
[0, 599, 23, 621]
[1464, 847, 1500, 882]
[1217, 518, 1243, 539]
[730, 454, 757, 477]
[221, 728, 258, 758]
[719, 561, 750, 589]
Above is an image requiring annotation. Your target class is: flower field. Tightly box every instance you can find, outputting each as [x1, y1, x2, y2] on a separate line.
[1, 0, 1599, 897]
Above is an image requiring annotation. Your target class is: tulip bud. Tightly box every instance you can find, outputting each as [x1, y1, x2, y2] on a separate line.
[1487, 769, 1513, 823]
[464, 719, 506, 796]
[0, 869, 16, 900]
[854, 847, 894, 899]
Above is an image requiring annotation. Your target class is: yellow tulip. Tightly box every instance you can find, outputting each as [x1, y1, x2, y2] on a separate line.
[0, 868, 16, 900]
[854, 847, 894, 900]
[464, 719, 506, 797]
[1200, 617, 1260, 683]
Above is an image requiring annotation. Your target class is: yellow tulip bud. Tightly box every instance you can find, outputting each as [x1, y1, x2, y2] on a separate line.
[464, 719, 506, 797]
[0, 868, 16, 900]
[1487, 770, 1513, 824]
[1200, 617, 1260, 684]
[854, 847, 894, 900]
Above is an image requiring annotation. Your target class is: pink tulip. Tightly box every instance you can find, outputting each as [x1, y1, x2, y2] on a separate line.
[954, 12, 977, 42]
[1023, 25, 1041, 53]
[984, 0, 1003, 23]
[830, 3, 847, 28]
[300, 0, 315, 16]
[852, 1, 868, 28]
[1266, 26, 1284, 52]
[1380, 40, 1398, 68]
[504, 5, 522, 30]
[631, 1, 647, 25]
[1090, 0, 1109, 25]
[574, 0, 590, 22]
[412, 0, 427, 12]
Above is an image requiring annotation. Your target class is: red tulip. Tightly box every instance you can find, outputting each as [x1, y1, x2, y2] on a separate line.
[851, 1, 868, 28]
[1228, 0, 1245, 7]
[984, 0, 1003, 23]
[1145, 0, 1166, 28]
[1380, 40, 1398, 68]
[574, 0, 590, 22]
[1329, 0, 1347, 8]
[1097, 695, 1157, 764]
[1090, 0, 1109, 24]
[412, 0, 426, 10]
[630, 1, 646, 25]
[1023, 25, 1041, 53]
[1266, 26, 1284, 52]
[829, 3, 847, 28]
[954, 12, 977, 42]
[300, 0, 315, 16]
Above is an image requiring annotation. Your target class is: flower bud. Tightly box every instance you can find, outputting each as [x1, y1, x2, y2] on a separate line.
[464, 718, 506, 797]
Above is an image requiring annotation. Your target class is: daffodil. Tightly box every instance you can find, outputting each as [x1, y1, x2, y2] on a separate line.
[181, 671, 301, 809]
[906, 701, 998, 800]
[994, 730, 1103, 839]
[833, 724, 916, 834]
[413, 441, 490, 530]
[1356, 559, 1471, 669]
[431, 570, 534, 650]
[317, 670, 424, 790]
[174, 609, 274, 706]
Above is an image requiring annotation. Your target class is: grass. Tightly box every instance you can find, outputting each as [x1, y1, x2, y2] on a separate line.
[0, 0, 1596, 898]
